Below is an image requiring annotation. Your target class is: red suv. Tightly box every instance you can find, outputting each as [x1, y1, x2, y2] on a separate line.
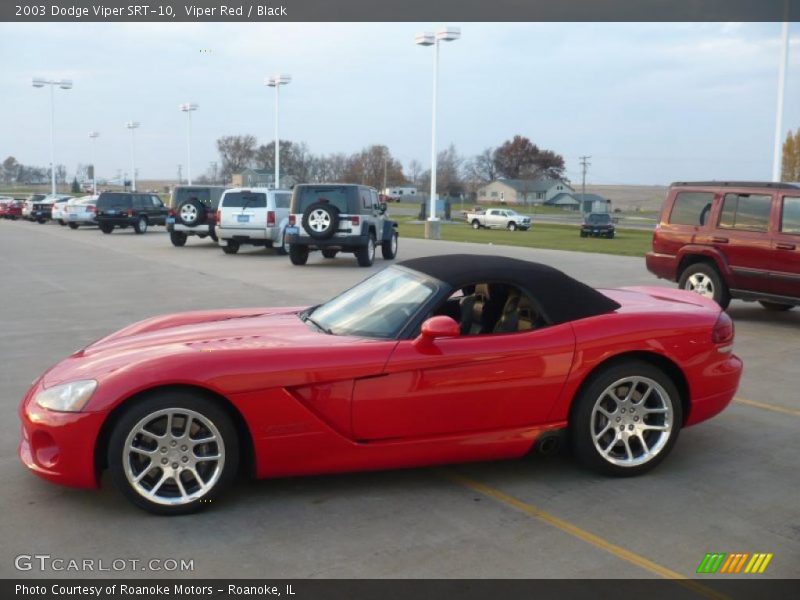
[646, 181, 800, 311]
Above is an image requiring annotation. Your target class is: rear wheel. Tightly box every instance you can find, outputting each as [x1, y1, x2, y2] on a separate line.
[170, 231, 188, 247]
[99, 223, 114, 234]
[381, 231, 398, 259]
[58, 219, 66, 226]
[472, 219, 481, 229]
[133, 216, 148, 235]
[355, 233, 376, 267]
[678, 262, 730, 309]
[759, 301, 794, 312]
[275, 230, 288, 256]
[289, 244, 309, 265]
[37, 218, 46, 224]
[68, 223, 79, 230]
[221, 240, 239, 255]
[570, 361, 682, 477]
[107, 391, 239, 515]
[321, 249, 338, 259]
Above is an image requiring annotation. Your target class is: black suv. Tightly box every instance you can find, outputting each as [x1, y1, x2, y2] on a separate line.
[95, 192, 168, 234]
[580, 212, 615, 238]
[166, 185, 227, 246]
[285, 184, 398, 267]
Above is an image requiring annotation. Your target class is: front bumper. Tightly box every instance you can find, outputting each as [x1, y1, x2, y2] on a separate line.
[18, 383, 105, 489]
[285, 233, 369, 248]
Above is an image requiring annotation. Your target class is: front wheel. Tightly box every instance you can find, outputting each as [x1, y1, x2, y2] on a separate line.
[678, 263, 730, 309]
[759, 301, 794, 312]
[570, 361, 682, 477]
[289, 244, 309, 265]
[507, 222, 517, 231]
[381, 231, 398, 259]
[170, 231, 188, 247]
[355, 233, 376, 267]
[107, 391, 239, 515]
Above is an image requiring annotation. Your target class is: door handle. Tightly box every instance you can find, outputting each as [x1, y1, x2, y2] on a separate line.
[712, 236, 729, 244]
[776, 243, 796, 251]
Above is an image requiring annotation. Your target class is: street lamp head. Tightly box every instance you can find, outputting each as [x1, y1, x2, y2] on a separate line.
[266, 74, 292, 87]
[414, 32, 435, 46]
[435, 27, 461, 42]
[125, 121, 140, 129]
[32, 77, 47, 88]
[58, 79, 73, 89]
[88, 131, 99, 139]
[179, 102, 199, 112]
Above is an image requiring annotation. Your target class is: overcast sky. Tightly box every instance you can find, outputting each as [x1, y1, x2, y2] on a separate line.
[0, 22, 798, 185]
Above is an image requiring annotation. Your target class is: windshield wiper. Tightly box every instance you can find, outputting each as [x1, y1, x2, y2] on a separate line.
[303, 315, 333, 335]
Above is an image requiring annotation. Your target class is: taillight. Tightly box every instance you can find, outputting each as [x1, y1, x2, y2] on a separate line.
[712, 312, 734, 349]
[127, 209, 134, 217]
[267, 210, 276, 227]
[216, 210, 221, 223]
[288, 214, 296, 226]
[87, 205, 96, 213]
[168, 208, 175, 217]
[351, 216, 360, 226]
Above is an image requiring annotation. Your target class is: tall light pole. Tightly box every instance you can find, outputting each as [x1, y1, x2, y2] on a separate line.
[32, 77, 73, 195]
[125, 121, 140, 191]
[415, 27, 460, 239]
[772, 20, 791, 182]
[88, 131, 99, 195]
[265, 74, 291, 189]
[179, 103, 198, 185]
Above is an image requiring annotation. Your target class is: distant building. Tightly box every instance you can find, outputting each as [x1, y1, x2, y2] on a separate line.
[574, 193, 612, 214]
[476, 178, 574, 205]
[231, 168, 297, 189]
[546, 192, 581, 210]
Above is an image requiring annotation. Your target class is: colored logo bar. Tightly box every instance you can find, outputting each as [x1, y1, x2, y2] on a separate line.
[696, 553, 773, 574]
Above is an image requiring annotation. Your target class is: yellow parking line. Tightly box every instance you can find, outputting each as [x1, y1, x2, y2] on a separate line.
[442, 470, 728, 600]
[734, 396, 800, 417]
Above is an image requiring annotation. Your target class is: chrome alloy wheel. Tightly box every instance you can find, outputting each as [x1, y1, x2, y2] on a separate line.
[123, 408, 225, 506]
[683, 272, 715, 299]
[180, 203, 198, 223]
[308, 208, 331, 233]
[590, 376, 673, 467]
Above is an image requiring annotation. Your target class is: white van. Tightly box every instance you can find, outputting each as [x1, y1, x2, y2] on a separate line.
[216, 188, 291, 255]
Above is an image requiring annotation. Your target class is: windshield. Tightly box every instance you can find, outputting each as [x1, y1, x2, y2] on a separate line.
[587, 213, 611, 224]
[294, 186, 355, 214]
[304, 267, 438, 338]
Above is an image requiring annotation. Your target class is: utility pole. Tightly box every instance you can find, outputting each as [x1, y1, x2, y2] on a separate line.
[210, 161, 218, 184]
[383, 154, 388, 193]
[579, 155, 591, 212]
[772, 17, 790, 182]
[177, 164, 182, 184]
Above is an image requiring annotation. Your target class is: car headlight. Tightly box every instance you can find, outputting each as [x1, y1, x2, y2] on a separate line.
[35, 380, 97, 412]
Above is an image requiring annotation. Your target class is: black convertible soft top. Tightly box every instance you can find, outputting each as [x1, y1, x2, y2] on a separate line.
[398, 254, 621, 324]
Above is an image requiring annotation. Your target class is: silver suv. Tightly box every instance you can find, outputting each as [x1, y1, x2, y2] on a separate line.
[285, 184, 398, 267]
[216, 188, 291, 255]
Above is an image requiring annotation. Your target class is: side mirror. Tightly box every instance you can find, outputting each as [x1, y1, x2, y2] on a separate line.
[379, 202, 388, 213]
[415, 316, 460, 347]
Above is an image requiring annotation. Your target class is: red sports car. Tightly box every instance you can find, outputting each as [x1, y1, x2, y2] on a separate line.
[18, 255, 742, 514]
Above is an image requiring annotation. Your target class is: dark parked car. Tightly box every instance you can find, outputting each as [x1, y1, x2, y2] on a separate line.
[646, 181, 800, 310]
[95, 192, 168, 234]
[166, 185, 227, 246]
[581, 212, 615, 238]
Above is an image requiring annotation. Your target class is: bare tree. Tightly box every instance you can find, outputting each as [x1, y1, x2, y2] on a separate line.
[407, 159, 423, 187]
[216, 135, 257, 182]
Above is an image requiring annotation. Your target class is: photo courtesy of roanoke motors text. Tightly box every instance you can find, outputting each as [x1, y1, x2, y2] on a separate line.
[1, 0, 799, 599]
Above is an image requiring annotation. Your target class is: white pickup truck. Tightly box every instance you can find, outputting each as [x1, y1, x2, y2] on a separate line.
[466, 208, 531, 231]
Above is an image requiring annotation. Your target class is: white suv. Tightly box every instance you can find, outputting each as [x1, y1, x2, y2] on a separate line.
[216, 188, 291, 255]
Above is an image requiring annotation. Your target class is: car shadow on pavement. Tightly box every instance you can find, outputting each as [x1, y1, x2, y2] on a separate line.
[727, 303, 800, 326]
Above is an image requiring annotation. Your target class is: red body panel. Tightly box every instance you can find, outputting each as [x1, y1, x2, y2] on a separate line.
[18, 289, 742, 490]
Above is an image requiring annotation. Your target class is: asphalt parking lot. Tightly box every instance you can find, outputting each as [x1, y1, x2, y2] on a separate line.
[1, 219, 798, 582]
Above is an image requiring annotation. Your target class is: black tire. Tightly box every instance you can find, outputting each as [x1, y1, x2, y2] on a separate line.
[58, 219, 66, 226]
[570, 360, 683, 477]
[170, 231, 188, 247]
[133, 216, 148, 235]
[107, 391, 239, 515]
[99, 223, 114, 234]
[221, 240, 240, 255]
[472, 219, 481, 229]
[608, 232, 615, 239]
[507, 222, 517, 231]
[275, 230, 288, 256]
[678, 262, 730, 309]
[176, 199, 206, 227]
[381, 231, 398, 260]
[289, 244, 309, 265]
[68, 223, 79, 230]
[321, 249, 338, 259]
[759, 301, 795, 312]
[37, 218, 46, 224]
[302, 202, 340, 241]
[580, 231, 588, 238]
[355, 233, 376, 267]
